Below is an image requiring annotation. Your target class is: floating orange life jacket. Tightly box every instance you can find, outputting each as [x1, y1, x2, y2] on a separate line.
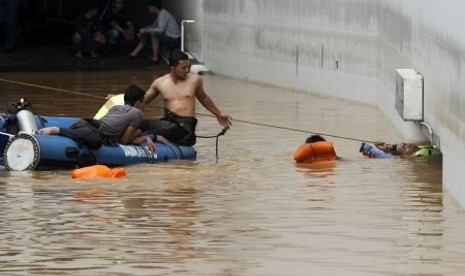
[71, 165, 127, 179]
[294, 141, 337, 164]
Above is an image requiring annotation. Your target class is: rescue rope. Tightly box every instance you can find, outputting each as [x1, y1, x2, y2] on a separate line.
[0, 78, 105, 99]
[197, 128, 228, 162]
[194, 113, 376, 144]
[0, 78, 375, 147]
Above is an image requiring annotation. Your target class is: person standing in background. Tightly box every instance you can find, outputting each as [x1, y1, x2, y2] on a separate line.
[101, 0, 135, 52]
[72, 3, 106, 58]
[129, 0, 181, 64]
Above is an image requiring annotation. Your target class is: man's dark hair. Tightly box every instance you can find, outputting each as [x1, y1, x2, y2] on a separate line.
[147, 0, 162, 9]
[169, 49, 189, 67]
[124, 85, 145, 106]
[305, 135, 326, 143]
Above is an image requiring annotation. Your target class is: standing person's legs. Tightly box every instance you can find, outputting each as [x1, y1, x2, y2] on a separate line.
[150, 32, 161, 63]
[106, 28, 119, 45]
[91, 32, 106, 57]
[72, 32, 83, 58]
[3, 0, 20, 51]
[82, 34, 94, 56]
[165, 35, 180, 57]
[129, 34, 148, 57]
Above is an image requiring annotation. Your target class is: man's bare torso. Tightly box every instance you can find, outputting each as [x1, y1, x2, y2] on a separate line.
[155, 73, 200, 117]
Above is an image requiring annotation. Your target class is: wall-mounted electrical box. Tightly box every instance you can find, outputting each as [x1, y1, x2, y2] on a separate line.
[395, 69, 424, 121]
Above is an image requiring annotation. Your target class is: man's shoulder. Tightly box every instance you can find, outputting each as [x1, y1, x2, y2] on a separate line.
[154, 73, 171, 84]
[187, 73, 202, 84]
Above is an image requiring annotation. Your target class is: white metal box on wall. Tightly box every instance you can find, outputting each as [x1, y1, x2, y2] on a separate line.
[395, 69, 424, 121]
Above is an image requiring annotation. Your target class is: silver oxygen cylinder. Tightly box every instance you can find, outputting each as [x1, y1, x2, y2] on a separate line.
[17, 110, 38, 134]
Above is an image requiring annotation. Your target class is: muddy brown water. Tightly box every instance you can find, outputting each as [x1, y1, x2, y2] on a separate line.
[0, 70, 463, 276]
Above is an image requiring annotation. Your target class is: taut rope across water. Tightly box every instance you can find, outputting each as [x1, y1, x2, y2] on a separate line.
[0, 78, 375, 144]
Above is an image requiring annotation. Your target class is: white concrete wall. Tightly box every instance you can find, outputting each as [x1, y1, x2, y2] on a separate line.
[377, 1, 465, 208]
[202, 0, 379, 104]
[171, 0, 465, 208]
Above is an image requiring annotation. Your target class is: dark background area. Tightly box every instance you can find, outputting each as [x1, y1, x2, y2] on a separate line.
[0, 0, 162, 72]
[14, 0, 153, 46]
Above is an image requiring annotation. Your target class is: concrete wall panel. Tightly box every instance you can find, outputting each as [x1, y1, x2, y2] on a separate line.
[203, 0, 379, 103]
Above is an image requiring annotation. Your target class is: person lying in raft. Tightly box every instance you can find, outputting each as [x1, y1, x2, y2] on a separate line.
[294, 135, 338, 164]
[39, 85, 159, 152]
[360, 141, 441, 158]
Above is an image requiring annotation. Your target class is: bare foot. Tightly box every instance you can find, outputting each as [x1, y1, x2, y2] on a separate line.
[39, 127, 60, 135]
[90, 52, 99, 58]
[75, 51, 83, 58]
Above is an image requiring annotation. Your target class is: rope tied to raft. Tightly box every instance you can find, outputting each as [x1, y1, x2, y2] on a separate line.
[197, 127, 229, 162]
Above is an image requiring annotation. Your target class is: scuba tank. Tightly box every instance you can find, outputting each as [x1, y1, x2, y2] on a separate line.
[17, 109, 38, 134]
[2, 98, 41, 135]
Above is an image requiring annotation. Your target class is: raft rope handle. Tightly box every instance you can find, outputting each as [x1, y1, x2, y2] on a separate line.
[197, 127, 228, 162]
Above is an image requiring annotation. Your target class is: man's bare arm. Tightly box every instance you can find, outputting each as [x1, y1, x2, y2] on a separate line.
[195, 78, 232, 128]
[144, 80, 160, 105]
[120, 127, 156, 153]
[120, 126, 141, 144]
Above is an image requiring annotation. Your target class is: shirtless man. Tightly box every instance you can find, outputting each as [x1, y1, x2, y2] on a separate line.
[141, 50, 232, 145]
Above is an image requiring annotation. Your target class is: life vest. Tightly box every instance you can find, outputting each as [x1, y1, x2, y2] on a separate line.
[94, 94, 124, 120]
[71, 164, 127, 179]
[294, 141, 337, 164]
[411, 146, 441, 157]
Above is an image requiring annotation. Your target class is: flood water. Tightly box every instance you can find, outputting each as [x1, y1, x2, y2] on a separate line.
[0, 70, 463, 275]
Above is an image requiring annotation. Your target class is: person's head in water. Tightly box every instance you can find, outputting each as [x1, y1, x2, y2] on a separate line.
[375, 141, 420, 156]
[169, 49, 190, 80]
[305, 135, 326, 144]
[124, 85, 145, 110]
[396, 143, 419, 156]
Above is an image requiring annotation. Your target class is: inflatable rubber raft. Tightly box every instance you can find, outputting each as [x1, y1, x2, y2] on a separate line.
[0, 113, 196, 171]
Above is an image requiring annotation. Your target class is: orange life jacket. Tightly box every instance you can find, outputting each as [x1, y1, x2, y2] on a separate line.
[71, 165, 127, 179]
[294, 141, 337, 164]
